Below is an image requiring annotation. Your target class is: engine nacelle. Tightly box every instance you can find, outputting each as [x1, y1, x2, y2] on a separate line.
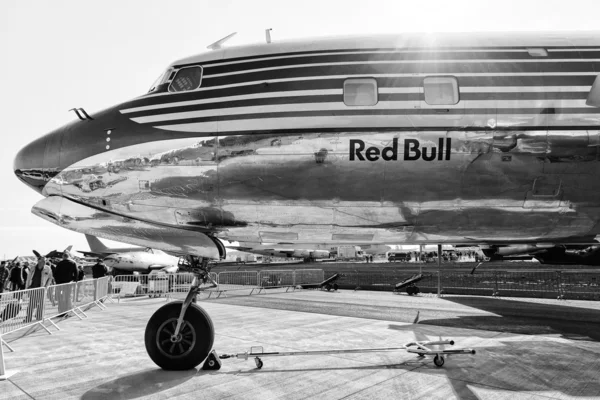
[290, 249, 330, 259]
[310, 250, 331, 259]
[291, 249, 311, 258]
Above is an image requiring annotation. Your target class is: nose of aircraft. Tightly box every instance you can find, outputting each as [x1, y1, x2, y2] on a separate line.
[14, 130, 63, 194]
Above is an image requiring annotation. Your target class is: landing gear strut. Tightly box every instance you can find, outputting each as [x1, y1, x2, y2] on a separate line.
[144, 256, 217, 370]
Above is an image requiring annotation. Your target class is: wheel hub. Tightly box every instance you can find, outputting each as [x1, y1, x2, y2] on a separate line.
[170, 334, 182, 343]
[156, 318, 197, 359]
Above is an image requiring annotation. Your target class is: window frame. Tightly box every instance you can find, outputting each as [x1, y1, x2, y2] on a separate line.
[168, 65, 204, 93]
[343, 78, 379, 106]
[148, 68, 173, 93]
[423, 76, 460, 106]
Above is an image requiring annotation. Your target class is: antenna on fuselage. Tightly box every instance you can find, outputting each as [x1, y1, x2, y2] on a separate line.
[206, 32, 237, 50]
[265, 28, 272, 43]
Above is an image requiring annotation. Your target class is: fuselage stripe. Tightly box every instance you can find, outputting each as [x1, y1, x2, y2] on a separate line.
[130, 100, 596, 124]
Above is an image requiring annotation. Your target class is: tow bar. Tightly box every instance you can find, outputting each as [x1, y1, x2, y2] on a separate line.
[219, 339, 475, 369]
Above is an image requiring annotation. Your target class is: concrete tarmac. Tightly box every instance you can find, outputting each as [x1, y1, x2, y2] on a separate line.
[1, 289, 600, 399]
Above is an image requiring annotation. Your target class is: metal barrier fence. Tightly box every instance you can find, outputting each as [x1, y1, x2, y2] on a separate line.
[111, 269, 600, 300]
[112, 273, 218, 300]
[258, 270, 295, 288]
[217, 271, 259, 291]
[112, 270, 327, 300]
[0, 287, 47, 336]
[293, 269, 325, 286]
[329, 270, 600, 300]
[0, 277, 111, 336]
[0, 277, 111, 379]
[112, 275, 149, 300]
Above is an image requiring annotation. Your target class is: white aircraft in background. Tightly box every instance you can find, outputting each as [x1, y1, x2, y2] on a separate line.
[231, 242, 332, 262]
[230, 242, 390, 261]
[77, 235, 179, 274]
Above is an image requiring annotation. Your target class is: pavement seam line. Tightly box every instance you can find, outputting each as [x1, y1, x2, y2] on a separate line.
[7, 378, 36, 400]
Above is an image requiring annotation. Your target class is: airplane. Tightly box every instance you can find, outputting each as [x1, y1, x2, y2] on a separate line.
[13, 30, 600, 371]
[77, 235, 180, 275]
[102, 248, 180, 275]
[78, 234, 145, 258]
[231, 242, 332, 261]
[230, 241, 390, 261]
[477, 243, 600, 264]
[39, 245, 74, 261]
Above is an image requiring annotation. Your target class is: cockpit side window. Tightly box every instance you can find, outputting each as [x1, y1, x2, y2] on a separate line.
[168, 66, 203, 93]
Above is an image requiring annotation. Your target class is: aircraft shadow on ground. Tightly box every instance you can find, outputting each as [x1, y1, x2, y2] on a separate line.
[81, 369, 196, 400]
[389, 323, 600, 399]
[421, 295, 600, 341]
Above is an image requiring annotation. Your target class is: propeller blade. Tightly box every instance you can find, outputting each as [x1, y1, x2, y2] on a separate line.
[413, 311, 420, 324]
[33, 250, 41, 258]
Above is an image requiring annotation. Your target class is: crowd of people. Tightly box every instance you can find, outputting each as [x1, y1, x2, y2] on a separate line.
[0, 252, 110, 324]
[0, 253, 90, 294]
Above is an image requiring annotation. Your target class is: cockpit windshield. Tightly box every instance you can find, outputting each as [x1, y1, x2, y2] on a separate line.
[148, 69, 170, 93]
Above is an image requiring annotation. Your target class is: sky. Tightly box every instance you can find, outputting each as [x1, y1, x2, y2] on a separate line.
[1, 0, 599, 259]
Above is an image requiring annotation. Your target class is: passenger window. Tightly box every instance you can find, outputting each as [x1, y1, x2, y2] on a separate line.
[423, 76, 459, 105]
[344, 78, 378, 106]
[168, 66, 203, 93]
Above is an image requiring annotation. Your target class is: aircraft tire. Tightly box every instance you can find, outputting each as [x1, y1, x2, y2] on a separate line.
[145, 301, 214, 370]
[333, 283, 338, 291]
[413, 286, 420, 295]
[433, 355, 445, 367]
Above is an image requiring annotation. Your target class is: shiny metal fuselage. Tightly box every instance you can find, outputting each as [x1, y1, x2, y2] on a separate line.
[14, 32, 600, 258]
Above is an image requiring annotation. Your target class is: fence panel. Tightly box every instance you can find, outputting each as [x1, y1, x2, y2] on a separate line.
[258, 270, 294, 288]
[112, 275, 149, 299]
[169, 273, 197, 294]
[43, 282, 78, 320]
[0, 287, 46, 335]
[560, 271, 600, 300]
[73, 279, 97, 309]
[293, 269, 324, 286]
[95, 277, 110, 301]
[217, 271, 259, 291]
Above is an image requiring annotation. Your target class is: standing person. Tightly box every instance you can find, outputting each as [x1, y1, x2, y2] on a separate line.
[77, 265, 85, 282]
[54, 253, 77, 284]
[0, 261, 9, 294]
[91, 259, 108, 301]
[54, 252, 78, 315]
[92, 259, 108, 279]
[22, 262, 30, 288]
[24, 256, 53, 323]
[9, 262, 26, 291]
[46, 260, 56, 306]
[75, 264, 85, 301]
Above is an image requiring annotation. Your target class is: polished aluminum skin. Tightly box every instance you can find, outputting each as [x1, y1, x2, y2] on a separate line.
[27, 130, 600, 253]
[13, 33, 600, 259]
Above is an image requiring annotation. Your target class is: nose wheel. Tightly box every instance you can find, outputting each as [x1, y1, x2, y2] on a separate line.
[144, 256, 217, 370]
[145, 301, 214, 370]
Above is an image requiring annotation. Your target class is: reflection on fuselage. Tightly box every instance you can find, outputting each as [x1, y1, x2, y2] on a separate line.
[14, 33, 600, 259]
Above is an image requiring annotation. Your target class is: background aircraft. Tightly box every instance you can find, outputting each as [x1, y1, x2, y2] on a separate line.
[78, 234, 147, 258]
[77, 235, 180, 275]
[231, 242, 332, 262]
[478, 243, 600, 265]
